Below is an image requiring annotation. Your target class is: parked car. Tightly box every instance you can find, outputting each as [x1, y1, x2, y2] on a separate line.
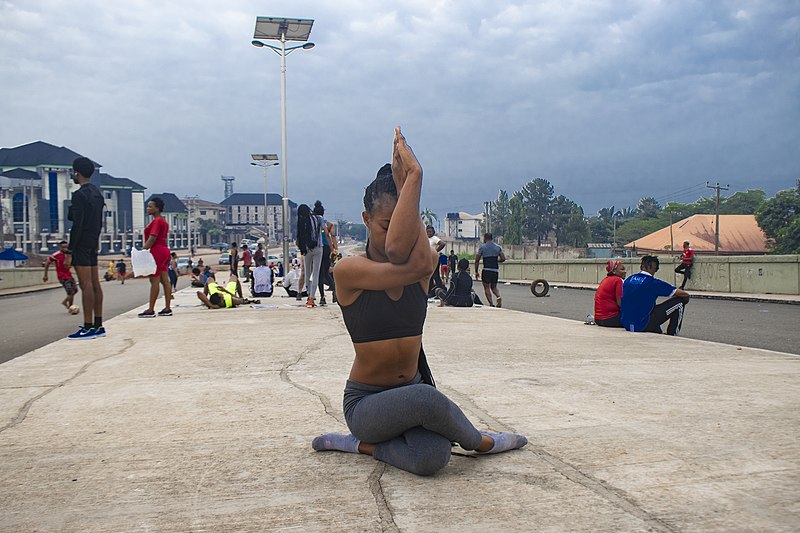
[218, 253, 231, 265]
[176, 257, 191, 274]
[210, 242, 230, 251]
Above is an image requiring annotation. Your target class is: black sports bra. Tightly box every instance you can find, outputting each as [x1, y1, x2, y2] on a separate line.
[340, 282, 428, 343]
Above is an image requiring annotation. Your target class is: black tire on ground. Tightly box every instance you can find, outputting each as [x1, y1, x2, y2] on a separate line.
[530, 279, 550, 297]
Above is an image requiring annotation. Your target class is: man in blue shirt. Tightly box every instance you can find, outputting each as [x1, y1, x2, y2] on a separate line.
[621, 255, 690, 335]
[474, 232, 506, 307]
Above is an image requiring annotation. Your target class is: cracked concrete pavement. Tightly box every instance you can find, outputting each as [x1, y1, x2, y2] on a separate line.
[0, 283, 798, 532]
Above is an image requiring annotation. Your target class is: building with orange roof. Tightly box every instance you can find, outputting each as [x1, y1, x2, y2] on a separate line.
[625, 214, 768, 255]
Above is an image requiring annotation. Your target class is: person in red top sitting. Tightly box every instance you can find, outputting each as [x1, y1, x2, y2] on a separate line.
[138, 197, 173, 318]
[674, 240, 694, 290]
[43, 240, 78, 312]
[594, 259, 626, 328]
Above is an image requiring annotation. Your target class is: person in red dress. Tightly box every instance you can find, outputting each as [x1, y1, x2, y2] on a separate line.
[139, 197, 173, 317]
[594, 259, 626, 328]
[43, 240, 79, 311]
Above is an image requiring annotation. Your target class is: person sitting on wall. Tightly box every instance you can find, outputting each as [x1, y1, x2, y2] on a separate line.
[593, 260, 626, 328]
[620, 255, 690, 336]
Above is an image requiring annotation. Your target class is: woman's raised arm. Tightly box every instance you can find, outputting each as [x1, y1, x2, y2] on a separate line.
[385, 128, 424, 264]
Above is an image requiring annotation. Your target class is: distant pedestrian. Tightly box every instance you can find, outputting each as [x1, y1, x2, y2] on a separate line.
[253, 243, 264, 264]
[65, 157, 106, 340]
[168, 252, 179, 291]
[138, 197, 173, 318]
[474, 232, 506, 307]
[438, 252, 449, 284]
[312, 200, 338, 305]
[297, 203, 329, 308]
[426, 225, 445, 296]
[43, 240, 78, 312]
[447, 249, 457, 278]
[674, 241, 694, 290]
[594, 260, 626, 328]
[229, 241, 239, 276]
[241, 243, 252, 282]
[116, 258, 127, 283]
[621, 255, 690, 335]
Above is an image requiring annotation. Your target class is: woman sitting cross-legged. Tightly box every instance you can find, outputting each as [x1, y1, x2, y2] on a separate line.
[311, 128, 527, 476]
[435, 258, 474, 307]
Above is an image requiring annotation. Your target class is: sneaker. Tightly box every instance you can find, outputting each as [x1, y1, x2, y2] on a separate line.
[496, 297, 502, 309]
[138, 310, 156, 318]
[94, 326, 106, 337]
[68, 326, 96, 340]
[157, 309, 173, 316]
[319, 297, 327, 306]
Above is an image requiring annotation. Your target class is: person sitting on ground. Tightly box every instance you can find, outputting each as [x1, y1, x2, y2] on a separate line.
[620, 255, 690, 335]
[104, 260, 115, 281]
[197, 257, 204, 268]
[281, 263, 308, 298]
[311, 128, 526, 476]
[593, 260, 626, 328]
[196, 273, 257, 309]
[251, 256, 274, 297]
[674, 240, 694, 290]
[435, 258, 474, 307]
[190, 267, 205, 288]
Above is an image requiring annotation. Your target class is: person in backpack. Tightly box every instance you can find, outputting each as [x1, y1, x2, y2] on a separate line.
[296, 204, 334, 308]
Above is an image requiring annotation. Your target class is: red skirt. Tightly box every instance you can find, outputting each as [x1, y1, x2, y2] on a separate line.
[150, 245, 171, 275]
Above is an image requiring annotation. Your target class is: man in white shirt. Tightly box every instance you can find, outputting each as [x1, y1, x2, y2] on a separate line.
[251, 257, 274, 297]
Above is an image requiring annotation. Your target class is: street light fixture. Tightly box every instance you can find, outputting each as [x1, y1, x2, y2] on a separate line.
[251, 154, 279, 259]
[251, 16, 315, 268]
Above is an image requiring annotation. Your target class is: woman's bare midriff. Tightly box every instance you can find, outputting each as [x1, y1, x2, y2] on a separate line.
[348, 335, 422, 387]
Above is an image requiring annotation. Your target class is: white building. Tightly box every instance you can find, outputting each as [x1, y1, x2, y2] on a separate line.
[445, 211, 484, 240]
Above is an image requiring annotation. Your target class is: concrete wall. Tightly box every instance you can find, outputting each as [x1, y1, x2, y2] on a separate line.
[498, 255, 800, 295]
[445, 240, 581, 260]
[0, 268, 48, 290]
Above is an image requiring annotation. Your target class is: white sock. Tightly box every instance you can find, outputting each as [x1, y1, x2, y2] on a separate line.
[312, 432, 360, 454]
[478, 431, 528, 454]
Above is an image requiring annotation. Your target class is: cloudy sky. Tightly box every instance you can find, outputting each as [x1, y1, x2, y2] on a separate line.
[1, 0, 798, 222]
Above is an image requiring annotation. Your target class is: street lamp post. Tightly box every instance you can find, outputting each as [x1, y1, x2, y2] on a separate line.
[252, 16, 315, 268]
[251, 154, 279, 259]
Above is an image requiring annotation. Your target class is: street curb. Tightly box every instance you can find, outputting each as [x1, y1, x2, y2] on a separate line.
[501, 279, 800, 305]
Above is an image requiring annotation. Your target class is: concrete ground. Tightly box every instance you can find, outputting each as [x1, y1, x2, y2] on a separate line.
[0, 282, 798, 532]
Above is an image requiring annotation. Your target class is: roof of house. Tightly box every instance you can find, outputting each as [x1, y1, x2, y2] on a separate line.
[187, 198, 224, 209]
[219, 193, 295, 207]
[146, 193, 187, 213]
[624, 214, 768, 254]
[0, 168, 41, 181]
[446, 211, 484, 220]
[93, 172, 146, 191]
[0, 141, 100, 169]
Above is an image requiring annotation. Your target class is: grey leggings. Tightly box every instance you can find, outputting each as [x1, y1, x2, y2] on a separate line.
[303, 246, 323, 300]
[343, 373, 483, 476]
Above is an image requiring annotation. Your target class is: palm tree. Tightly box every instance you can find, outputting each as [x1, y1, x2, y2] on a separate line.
[420, 208, 438, 228]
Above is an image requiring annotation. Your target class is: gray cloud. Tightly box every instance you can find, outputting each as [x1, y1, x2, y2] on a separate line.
[1, 0, 797, 222]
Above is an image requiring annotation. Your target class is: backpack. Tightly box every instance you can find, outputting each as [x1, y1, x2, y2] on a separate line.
[307, 215, 320, 250]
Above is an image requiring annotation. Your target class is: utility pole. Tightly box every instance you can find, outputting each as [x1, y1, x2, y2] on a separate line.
[706, 181, 729, 255]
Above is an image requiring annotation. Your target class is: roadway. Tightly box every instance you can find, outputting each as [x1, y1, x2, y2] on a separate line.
[492, 283, 800, 355]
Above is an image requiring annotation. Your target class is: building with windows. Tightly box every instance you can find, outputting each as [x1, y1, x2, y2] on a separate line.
[445, 211, 484, 240]
[183, 198, 225, 247]
[219, 193, 297, 244]
[0, 141, 152, 254]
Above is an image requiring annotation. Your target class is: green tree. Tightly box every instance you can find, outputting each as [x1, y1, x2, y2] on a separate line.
[588, 217, 612, 243]
[597, 206, 620, 223]
[551, 195, 579, 246]
[636, 197, 661, 219]
[519, 178, 554, 245]
[615, 218, 667, 245]
[756, 186, 800, 254]
[198, 219, 224, 243]
[565, 206, 590, 247]
[505, 194, 524, 245]
[489, 190, 510, 238]
[420, 208, 438, 230]
[719, 189, 766, 214]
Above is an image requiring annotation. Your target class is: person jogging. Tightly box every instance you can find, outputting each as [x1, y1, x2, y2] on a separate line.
[474, 233, 506, 308]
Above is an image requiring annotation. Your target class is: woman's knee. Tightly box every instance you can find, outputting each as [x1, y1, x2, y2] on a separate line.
[403, 429, 452, 476]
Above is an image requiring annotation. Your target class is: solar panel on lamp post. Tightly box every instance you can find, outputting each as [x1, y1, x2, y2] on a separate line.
[251, 16, 315, 269]
[251, 154, 279, 260]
